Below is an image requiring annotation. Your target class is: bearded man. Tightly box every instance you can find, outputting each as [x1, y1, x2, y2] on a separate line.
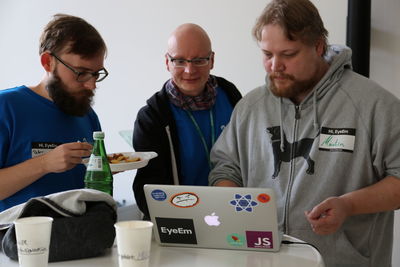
[0, 14, 108, 211]
[209, 1, 400, 266]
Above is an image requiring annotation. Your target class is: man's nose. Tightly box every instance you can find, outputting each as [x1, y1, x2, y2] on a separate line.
[271, 57, 285, 72]
[183, 62, 196, 73]
[83, 77, 97, 90]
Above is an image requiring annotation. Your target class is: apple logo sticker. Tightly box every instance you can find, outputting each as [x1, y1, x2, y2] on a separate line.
[204, 212, 221, 226]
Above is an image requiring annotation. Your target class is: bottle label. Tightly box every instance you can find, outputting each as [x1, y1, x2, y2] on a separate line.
[87, 155, 103, 171]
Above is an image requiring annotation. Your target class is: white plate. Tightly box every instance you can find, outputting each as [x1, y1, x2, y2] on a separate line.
[83, 151, 158, 172]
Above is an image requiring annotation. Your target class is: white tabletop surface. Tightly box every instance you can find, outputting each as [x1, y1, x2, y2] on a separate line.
[0, 205, 325, 267]
[0, 236, 324, 267]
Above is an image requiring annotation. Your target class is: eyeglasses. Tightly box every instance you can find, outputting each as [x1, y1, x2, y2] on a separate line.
[50, 53, 108, 82]
[166, 52, 212, 68]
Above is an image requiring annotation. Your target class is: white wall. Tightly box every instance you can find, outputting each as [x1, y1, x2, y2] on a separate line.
[0, 0, 399, 265]
[0, 0, 347, 204]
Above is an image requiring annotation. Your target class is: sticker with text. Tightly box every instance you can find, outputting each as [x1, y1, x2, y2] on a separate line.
[151, 189, 167, 201]
[319, 127, 356, 153]
[170, 192, 199, 208]
[230, 194, 258, 212]
[155, 217, 197, 244]
[227, 233, 245, 247]
[246, 231, 274, 249]
[31, 142, 61, 158]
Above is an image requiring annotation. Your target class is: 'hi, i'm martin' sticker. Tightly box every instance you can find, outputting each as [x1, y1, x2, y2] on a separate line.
[319, 127, 356, 153]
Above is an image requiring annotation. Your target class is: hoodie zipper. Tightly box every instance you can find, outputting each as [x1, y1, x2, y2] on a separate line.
[165, 125, 180, 185]
[283, 105, 300, 234]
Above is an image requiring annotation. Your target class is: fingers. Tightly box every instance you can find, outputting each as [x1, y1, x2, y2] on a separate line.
[306, 202, 330, 220]
[59, 142, 92, 158]
[305, 197, 349, 235]
[41, 142, 93, 173]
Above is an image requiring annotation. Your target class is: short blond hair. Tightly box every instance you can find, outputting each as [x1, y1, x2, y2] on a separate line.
[252, 0, 328, 53]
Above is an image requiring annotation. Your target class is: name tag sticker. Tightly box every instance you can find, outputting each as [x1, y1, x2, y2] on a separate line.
[319, 127, 356, 153]
[31, 142, 61, 158]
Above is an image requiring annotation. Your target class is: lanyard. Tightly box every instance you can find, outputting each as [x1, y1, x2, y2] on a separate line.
[185, 109, 215, 168]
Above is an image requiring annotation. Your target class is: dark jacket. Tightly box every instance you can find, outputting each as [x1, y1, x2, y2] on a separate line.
[132, 76, 242, 219]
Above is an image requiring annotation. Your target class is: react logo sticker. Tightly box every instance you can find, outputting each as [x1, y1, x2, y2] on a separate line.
[227, 233, 245, 247]
[257, 193, 270, 203]
[170, 192, 199, 208]
[151, 189, 167, 201]
[230, 194, 258, 212]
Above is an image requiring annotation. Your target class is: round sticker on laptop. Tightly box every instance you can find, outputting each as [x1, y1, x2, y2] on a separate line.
[151, 189, 167, 201]
[170, 192, 199, 208]
[257, 193, 271, 203]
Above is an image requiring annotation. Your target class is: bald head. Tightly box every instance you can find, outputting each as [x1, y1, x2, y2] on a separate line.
[167, 23, 212, 56]
[165, 23, 215, 96]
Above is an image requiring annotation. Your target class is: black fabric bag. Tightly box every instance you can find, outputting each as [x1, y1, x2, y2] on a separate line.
[1, 196, 116, 262]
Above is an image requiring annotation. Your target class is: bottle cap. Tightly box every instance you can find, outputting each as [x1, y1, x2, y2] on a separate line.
[93, 131, 105, 139]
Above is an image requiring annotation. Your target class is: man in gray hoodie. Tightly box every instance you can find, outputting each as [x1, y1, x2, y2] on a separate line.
[209, 0, 400, 266]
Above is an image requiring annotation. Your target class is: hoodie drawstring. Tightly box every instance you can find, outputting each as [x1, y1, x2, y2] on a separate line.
[279, 97, 284, 152]
[313, 90, 319, 131]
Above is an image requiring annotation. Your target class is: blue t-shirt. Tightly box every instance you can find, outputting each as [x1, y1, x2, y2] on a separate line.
[169, 87, 234, 185]
[0, 86, 101, 211]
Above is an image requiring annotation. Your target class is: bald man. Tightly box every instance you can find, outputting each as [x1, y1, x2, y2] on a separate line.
[132, 23, 242, 219]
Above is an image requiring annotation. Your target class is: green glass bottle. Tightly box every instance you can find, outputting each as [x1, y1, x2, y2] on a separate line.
[84, 131, 113, 196]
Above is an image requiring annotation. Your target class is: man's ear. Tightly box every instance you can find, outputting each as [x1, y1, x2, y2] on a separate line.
[209, 51, 215, 70]
[40, 52, 53, 72]
[315, 39, 326, 57]
[165, 54, 171, 72]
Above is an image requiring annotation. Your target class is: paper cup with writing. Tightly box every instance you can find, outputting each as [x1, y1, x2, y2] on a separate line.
[114, 220, 153, 267]
[14, 216, 53, 267]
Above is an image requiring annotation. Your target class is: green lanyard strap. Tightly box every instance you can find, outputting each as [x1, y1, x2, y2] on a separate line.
[185, 109, 215, 168]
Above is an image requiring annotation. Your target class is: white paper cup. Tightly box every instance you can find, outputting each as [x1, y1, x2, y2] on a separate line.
[114, 220, 153, 267]
[14, 216, 53, 267]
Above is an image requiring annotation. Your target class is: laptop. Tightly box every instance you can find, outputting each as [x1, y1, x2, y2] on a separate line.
[143, 184, 283, 252]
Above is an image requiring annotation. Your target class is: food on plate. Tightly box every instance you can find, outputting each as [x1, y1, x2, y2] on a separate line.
[107, 153, 140, 164]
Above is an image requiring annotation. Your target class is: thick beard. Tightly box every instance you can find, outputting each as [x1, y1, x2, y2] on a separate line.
[47, 72, 94, 116]
[268, 73, 319, 101]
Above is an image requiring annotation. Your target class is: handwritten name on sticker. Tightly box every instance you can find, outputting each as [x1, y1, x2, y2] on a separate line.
[151, 189, 167, 201]
[170, 192, 199, 208]
[319, 127, 356, 153]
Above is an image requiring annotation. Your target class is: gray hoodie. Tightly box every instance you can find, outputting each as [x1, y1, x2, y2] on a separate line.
[209, 45, 400, 267]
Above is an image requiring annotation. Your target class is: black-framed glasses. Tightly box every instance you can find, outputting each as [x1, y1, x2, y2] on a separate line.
[50, 53, 108, 82]
[166, 52, 213, 68]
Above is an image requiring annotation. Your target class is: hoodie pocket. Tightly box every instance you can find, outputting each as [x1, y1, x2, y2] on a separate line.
[290, 229, 370, 267]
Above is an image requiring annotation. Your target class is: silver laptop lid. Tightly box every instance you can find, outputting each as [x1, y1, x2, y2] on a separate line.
[144, 184, 282, 252]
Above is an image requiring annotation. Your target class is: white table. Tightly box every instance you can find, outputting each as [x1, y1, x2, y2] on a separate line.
[0, 205, 325, 267]
[1, 235, 324, 267]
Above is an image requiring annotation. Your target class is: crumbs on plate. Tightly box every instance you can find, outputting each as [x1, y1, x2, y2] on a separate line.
[107, 153, 140, 164]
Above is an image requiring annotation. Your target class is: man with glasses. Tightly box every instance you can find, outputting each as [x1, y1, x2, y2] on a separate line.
[132, 23, 242, 219]
[0, 14, 107, 211]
